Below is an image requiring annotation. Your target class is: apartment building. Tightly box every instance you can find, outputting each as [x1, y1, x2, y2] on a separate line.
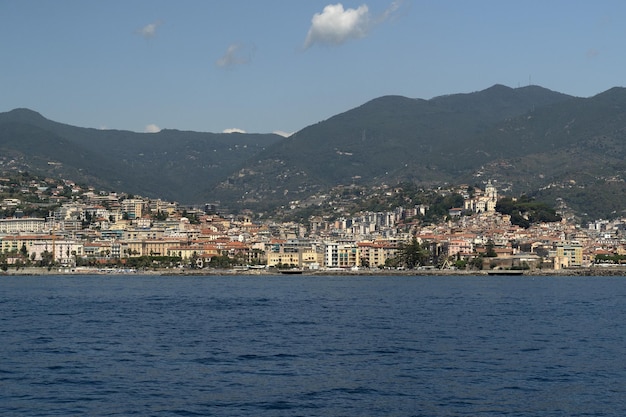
[265, 239, 324, 268]
[554, 242, 583, 268]
[325, 241, 360, 268]
[1, 235, 83, 264]
[357, 241, 398, 267]
[0, 217, 48, 234]
[120, 199, 146, 219]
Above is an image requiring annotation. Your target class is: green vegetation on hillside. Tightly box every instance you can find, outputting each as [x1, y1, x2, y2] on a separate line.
[0, 171, 64, 218]
[216, 84, 573, 209]
[277, 183, 465, 226]
[5, 84, 626, 220]
[0, 109, 283, 204]
[496, 195, 562, 228]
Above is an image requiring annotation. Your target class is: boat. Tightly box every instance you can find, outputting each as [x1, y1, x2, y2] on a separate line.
[279, 269, 304, 275]
[487, 270, 524, 276]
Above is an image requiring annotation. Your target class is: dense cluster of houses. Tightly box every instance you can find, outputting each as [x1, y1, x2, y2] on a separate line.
[1, 180, 625, 271]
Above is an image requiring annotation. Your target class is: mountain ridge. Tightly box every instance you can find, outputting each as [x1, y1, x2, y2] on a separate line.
[207, 84, 576, 208]
[3, 84, 626, 219]
[0, 108, 283, 203]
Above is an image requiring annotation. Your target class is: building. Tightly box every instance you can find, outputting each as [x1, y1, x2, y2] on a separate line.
[357, 241, 398, 267]
[125, 238, 187, 257]
[120, 199, 146, 219]
[266, 239, 324, 268]
[554, 242, 583, 268]
[325, 241, 360, 268]
[0, 217, 48, 234]
[1, 235, 83, 265]
[464, 180, 498, 213]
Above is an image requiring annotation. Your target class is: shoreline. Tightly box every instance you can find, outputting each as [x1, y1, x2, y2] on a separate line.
[2, 266, 626, 277]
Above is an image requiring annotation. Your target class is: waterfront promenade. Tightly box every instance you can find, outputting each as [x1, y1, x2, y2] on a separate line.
[3, 266, 626, 277]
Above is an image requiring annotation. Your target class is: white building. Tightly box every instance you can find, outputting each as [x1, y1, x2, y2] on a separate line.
[0, 217, 48, 234]
[464, 180, 498, 213]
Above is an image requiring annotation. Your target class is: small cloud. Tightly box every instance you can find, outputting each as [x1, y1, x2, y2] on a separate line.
[273, 130, 294, 138]
[145, 124, 161, 133]
[304, 3, 369, 48]
[136, 20, 163, 39]
[378, 0, 402, 22]
[303, 1, 402, 49]
[98, 125, 109, 130]
[223, 128, 247, 134]
[216, 43, 255, 68]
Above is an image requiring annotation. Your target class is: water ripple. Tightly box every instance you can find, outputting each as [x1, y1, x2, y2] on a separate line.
[1, 275, 626, 416]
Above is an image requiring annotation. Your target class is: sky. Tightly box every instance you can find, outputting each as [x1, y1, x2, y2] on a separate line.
[2, 1, 626, 136]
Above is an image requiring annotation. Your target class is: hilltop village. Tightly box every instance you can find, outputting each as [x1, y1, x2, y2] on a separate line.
[1, 174, 625, 274]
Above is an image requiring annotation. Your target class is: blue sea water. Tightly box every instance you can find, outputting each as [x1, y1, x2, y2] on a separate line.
[1, 275, 626, 416]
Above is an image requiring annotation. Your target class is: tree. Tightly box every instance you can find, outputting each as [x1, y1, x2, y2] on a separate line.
[153, 210, 168, 221]
[496, 196, 561, 228]
[208, 255, 232, 268]
[39, 250, 54, 268]
[232, 252, 247, 266]
[0, 252, 7, 271]
[454, 259, 467, 269]
[189, 252, 199, 268]
[469, 254, 484, 270]
[485, 239, 497, 257]
[82, 211, 93, 227]
[397, 237, 430, 268]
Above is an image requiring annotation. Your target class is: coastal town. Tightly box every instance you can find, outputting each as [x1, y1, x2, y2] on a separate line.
[1, 173, 625, 274]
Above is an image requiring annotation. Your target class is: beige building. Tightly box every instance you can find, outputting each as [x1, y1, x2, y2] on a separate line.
[266, 248, 323, 268]
[554, 243, 583, 268]
[120, 199, 146, 219]
[358, 241, 398, 267]
[266, 240, 324, 268]
[125, 238, 187, 257]
[166, 244, 220, 261]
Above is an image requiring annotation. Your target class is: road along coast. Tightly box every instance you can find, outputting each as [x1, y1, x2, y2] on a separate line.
[3, 266, 626, 277]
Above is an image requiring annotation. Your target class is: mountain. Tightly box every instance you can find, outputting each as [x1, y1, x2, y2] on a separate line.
[0, 109, 283, 203]
[461, 87, 626, 218]
[4, 84, 626, 220]
[207, 84, 574, 208]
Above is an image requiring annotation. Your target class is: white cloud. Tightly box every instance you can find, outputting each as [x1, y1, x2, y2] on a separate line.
[273, 130, 294, 138]
[378, 0, 402, 22]
[303, 1, 402, 48]
[223, 128, 247, 134]
[216, 43, 255, 68]
[144, 124, 161, 133]
[136, 20, 163, 39]
[304, 4, 369, 48]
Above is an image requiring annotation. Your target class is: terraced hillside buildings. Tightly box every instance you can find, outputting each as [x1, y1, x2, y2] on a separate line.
[0, 176, 623, 272]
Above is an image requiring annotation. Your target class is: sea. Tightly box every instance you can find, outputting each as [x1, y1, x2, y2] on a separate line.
[1, 274, 625, 416]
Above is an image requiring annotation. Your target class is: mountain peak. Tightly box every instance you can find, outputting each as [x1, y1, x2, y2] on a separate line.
[0, 108, 47, 123]
[484, 84, 513, 92]
[591, 86, 626, 99]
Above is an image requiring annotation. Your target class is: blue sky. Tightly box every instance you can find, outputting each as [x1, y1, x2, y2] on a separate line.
[2, 1, 625, 135]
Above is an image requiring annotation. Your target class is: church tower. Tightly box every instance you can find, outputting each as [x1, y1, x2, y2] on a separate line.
[485, 180, 497, 212]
